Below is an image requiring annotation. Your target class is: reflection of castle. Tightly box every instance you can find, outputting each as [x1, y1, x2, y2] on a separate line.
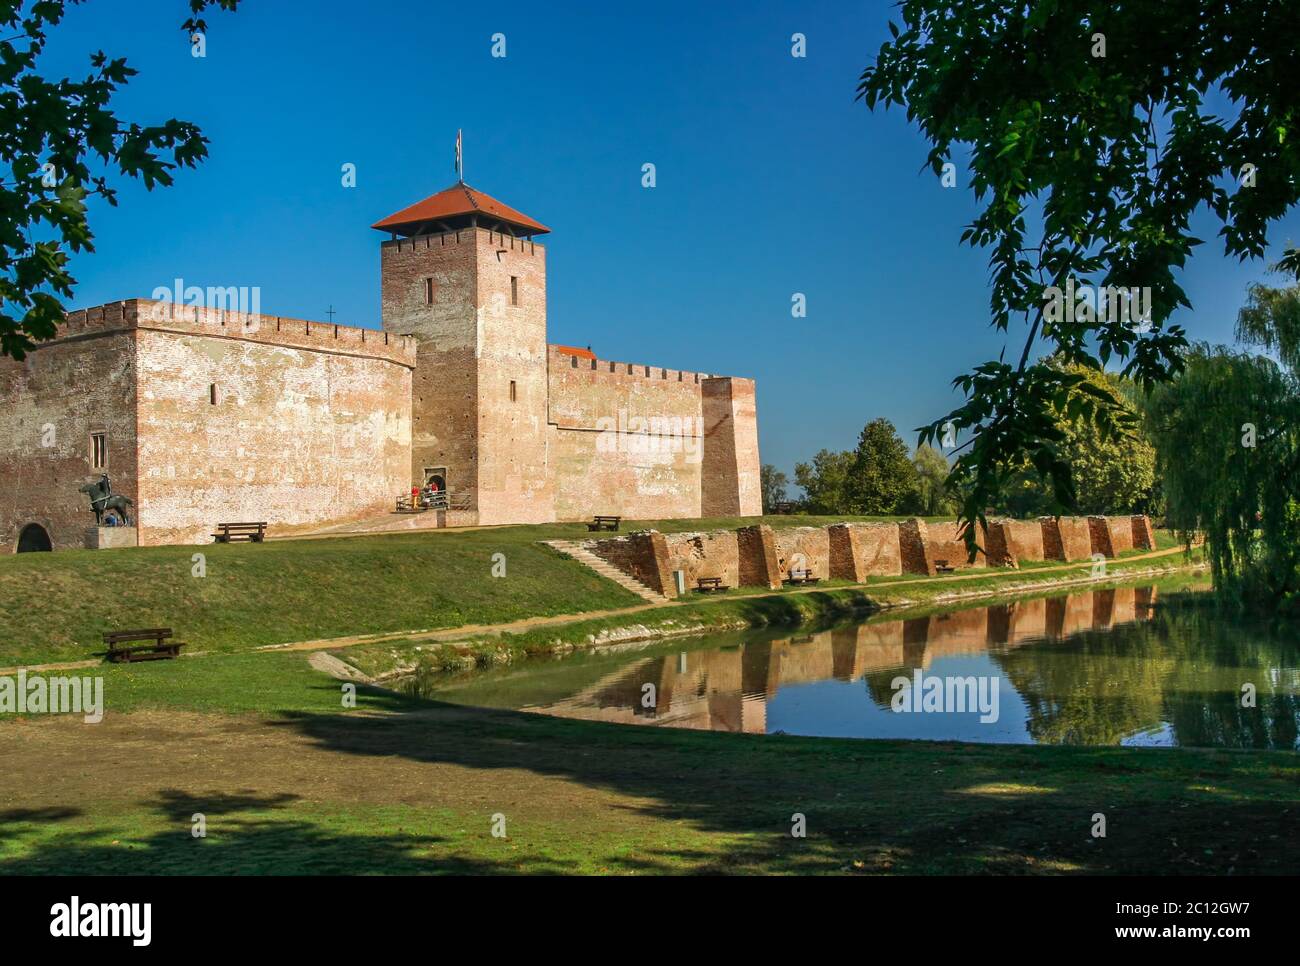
[527, 587, 1158, 733]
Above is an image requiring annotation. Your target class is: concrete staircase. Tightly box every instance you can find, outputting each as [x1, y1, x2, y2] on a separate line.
[545, 540, 669, 603]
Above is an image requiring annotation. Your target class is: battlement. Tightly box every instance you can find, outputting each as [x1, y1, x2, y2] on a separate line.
[547, 344, 727, 387]
[57, 299, 417, 369]
[381, 226, 544, 257]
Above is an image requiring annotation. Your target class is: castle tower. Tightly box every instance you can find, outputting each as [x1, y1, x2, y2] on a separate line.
[374, 182, 555, 524]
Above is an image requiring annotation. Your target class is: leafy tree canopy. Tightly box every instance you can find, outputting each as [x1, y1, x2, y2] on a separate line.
[912, 443, 956, 517]
[859, 0, 1300, 553]
[849, 417, 919, 514]
[1001, 359, 1158, 517]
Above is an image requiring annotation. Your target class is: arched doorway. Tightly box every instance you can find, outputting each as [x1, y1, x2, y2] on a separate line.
[16, 523, 52, 553]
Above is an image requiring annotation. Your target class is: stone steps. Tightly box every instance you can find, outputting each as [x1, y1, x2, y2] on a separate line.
[545, 540, 668, 603]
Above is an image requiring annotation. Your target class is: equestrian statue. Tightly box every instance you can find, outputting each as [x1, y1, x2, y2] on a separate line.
[78, 474, 134, 526]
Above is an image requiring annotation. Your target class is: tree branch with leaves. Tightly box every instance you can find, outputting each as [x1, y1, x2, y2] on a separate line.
[858, 0, 1300, 556]
[0, 0, 239, 360]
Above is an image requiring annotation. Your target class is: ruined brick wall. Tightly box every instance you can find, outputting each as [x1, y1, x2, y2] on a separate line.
[1088, 516, 1114, 558]
[772, 525, 831, 579]
[589, 530, 672, 595]
[1131, 514, 1156, 550]
[548, 346, 706, 520]
[130, 308, 413, 546]
[827, 522, 902, 580]
[736, 524, 781, 589]
[0, 304, 139, 553]
[986, 519, 1045, 568]
[664, 529, 740, 588]
[1042, 516, 1093, 561]
[898, 519, 932, 575]
[701, 377, 762, 517]
[1106, 516, 1135, 554]
[924, 521, 986, 570]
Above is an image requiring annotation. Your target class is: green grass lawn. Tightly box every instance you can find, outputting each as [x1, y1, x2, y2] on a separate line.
[4, 562, 1283, 877]
[0, 646, 1293, 875]
[0, 524, 643, 665]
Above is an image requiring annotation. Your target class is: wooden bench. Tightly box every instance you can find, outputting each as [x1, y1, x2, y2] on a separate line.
[587, 515, 621, 532]
[694, 577, 728, 593]
[771, 501, 797, 515]
[104, 628, 184, 663]
[212, 521, 267, 543]
[785, 568, 821, 585]
[934, 559, 956, 574]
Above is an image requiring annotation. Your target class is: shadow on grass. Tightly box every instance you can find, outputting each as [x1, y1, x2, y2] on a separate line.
[263, 700, 1300, 875]
[0, 789, 574, 875]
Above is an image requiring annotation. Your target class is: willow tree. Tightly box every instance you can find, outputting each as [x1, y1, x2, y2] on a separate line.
[1144, 344, 1300, 604]
[859, 1, 1300, 554]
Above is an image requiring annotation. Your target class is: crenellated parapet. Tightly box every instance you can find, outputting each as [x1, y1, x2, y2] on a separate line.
[56, 299, 417, 369]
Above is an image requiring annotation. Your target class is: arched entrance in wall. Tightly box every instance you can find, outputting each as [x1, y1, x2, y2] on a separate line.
[16, 523, 52, 553]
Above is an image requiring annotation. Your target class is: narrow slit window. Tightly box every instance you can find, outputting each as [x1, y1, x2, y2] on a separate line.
[90, 433, 107, 470]
[209, 383, 220, 405]
[425, 278, 435, 304]
[510, 276, 519, 306]
[509, 380, 517, 402]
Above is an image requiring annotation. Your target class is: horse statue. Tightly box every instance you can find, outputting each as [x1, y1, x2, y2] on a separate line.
[78, 474, 134, 526]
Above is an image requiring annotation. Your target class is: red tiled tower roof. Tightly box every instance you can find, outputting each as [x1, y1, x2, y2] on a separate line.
[371, 182, 549, 237]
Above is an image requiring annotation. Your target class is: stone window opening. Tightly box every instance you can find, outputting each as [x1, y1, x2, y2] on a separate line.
[90, 432, 107, 470]
[509, 380, 517, 402]
[424, 277, 435, 304]
[209, 383, 220, 405]
[510, 276, 519, 306]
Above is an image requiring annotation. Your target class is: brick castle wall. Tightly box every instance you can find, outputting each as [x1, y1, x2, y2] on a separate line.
[1, 300, 415, 552]
[547, 345, 707, 521]
[0, 327, 139, 552]
[133, 328, 411, 546]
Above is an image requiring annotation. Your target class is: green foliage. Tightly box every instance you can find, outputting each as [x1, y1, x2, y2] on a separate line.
[858, 1, 1300, 553]
[759, 463, 788, 511]
[849, 417, 920, 514]
[911, 444, 955, 516]
[795, 419, 923, 515]
[1001, 361, 1158, 517]
[1236, 263, 1300, 371]
[794, 448, 856, 514]
[0, 0, 239, 359]
[1144, 343, 1300, 606]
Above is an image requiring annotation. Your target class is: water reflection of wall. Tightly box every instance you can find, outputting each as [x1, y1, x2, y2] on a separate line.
[530, 586, 1158, 733]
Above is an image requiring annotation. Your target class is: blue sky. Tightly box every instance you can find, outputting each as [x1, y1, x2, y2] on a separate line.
[45, 0, 1300, 480]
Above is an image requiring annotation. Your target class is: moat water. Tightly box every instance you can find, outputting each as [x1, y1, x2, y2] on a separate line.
[398, 577, 1300, 749]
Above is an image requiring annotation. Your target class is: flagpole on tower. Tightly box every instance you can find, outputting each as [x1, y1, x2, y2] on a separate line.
[455, 128, 463, 183]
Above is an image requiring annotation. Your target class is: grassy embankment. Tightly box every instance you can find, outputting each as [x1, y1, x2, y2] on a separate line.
[0, 513, 1191, 668]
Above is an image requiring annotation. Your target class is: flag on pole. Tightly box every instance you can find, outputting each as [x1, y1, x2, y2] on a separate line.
[455, 129, 463, 181]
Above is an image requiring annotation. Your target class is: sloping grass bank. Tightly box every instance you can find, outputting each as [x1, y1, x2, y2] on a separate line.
[0, 526, 642, 665]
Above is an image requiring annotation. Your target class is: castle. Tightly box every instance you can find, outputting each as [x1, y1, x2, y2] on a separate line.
[0, 182, 761, 553]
